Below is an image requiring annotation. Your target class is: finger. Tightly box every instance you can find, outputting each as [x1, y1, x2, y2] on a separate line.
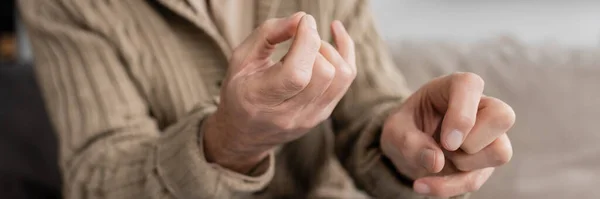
[312, 42, 356, 108]
[258, 14, 321, 100]
[431, 72, 484, 151]
[287, 54, 335, 106]
[241, 12, 305, 61]
[294, 41, 355, 127]
[413, 167, 495, 197]
[283, 14, 321, 72]
[264, 12, 306, 45]
[448, 134, 513, 172]
[461, 96, 516, 154]
[331, 20, 356, 68]
[381, 111, 446, 179]
[278, 14, 321, 89]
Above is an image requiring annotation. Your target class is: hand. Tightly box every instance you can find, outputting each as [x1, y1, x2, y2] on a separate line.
[381, 73, 515, 197]
[203, 13, 357, 173]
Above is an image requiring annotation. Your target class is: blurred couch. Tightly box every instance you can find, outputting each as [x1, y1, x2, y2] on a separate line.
[389, 36, 600, 199]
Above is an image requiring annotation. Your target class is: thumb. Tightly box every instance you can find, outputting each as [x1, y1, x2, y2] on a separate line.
[382, 111, 446, 178]
[241, 12, 305, 61]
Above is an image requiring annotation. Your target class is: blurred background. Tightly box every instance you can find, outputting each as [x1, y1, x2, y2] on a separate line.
[2, 0, 600, 198]
[372, 0, 600, 46]
[372, 1, 600, 199]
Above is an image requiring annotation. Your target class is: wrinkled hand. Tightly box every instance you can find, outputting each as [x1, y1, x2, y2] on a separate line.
[203, 12, 357, 173]
[381, 73, 515, 197]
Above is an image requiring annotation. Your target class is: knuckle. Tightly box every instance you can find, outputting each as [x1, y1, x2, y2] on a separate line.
[382, 126, 409, 157]
[453, 72, 485, 90]
[493, 143, 513, 166]
[283, 71, 311, 91]
[338, 63, 355, 79]
[461, 145, 480, 155]
[396, 132, 415, 158]
[271, 117, 296, 132]
[455, 114, 476, 130]
[467, 177, 483, 192]
[497, 104, 516, 130]
[399, 133, 410, 152]
[319, 63, 336, 80]
[485, 97, 516, 129]
[297, 58, 314, 70]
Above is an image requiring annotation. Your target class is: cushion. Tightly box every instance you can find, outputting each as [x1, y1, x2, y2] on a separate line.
[388, 36, 600, 199]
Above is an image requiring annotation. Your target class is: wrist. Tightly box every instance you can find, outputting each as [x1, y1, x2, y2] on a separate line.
[202, 113, 271, 174]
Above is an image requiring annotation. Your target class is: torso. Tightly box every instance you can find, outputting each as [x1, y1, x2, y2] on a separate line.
[105, 0, 306, 129]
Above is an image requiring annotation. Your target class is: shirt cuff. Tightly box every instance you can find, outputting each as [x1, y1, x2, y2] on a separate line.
[154, 105, 275, 198]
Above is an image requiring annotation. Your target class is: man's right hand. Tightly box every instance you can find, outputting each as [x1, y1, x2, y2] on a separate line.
[203, 13, 357, 173]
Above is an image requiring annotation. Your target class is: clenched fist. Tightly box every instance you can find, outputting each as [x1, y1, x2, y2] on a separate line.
[381, 73, 515, 197]
[203, 12, 356, 173]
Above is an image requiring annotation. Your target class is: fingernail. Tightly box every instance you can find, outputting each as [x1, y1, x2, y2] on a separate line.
[304, 15, 317, 30]
[446, 129, 463, 151]
[414, 182, 430, 194]
[420, 149, 435, 171]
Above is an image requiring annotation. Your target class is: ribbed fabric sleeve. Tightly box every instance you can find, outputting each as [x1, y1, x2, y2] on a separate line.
[19, 0, 274, 198]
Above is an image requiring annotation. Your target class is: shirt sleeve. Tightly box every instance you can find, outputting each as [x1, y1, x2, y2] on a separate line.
[330, 0, 469, 198]
[19, 0, 274, 198]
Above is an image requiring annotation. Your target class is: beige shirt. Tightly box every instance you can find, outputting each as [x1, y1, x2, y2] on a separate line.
[200, 0, 255, 48]
[20, 0, 465, 198]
